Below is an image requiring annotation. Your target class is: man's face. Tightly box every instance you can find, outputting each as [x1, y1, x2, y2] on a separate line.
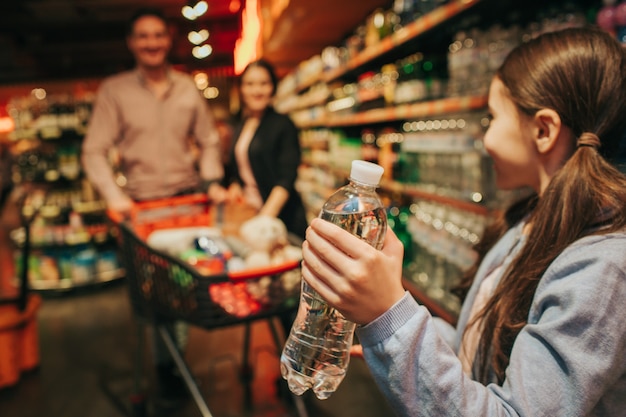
[127, 15, 171, 70]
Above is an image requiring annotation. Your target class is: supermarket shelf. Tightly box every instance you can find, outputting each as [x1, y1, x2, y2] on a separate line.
[23, 268, 125, 293]
[296, 95, 488, 128]
[10, 227, 114, 250]
[322, 0, 483, 84]
[279, 0, 484, 98]
[380, 180, 492, 216]
[294, 74, 324, 95]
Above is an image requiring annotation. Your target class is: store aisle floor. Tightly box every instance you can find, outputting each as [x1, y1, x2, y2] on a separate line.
[0, 281, 395, 417]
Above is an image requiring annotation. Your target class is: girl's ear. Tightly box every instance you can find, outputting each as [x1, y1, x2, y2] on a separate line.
[533, 108, 562, 154]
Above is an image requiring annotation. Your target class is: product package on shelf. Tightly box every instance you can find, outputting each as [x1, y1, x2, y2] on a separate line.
[10, 184, 122, 292]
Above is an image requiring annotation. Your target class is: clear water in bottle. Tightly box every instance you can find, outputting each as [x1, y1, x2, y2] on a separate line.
[280, 160, 387, 400]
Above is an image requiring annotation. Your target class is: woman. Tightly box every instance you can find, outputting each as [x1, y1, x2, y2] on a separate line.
[301, 26, 626, 416]
[224, 59, 308, 239]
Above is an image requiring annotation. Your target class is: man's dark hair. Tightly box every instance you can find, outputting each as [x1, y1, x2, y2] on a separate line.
[126, 7, 169, 36]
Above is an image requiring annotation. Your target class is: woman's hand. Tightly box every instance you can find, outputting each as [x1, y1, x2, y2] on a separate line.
[226, 183, 243, 203]
[301, 218, 406, 325]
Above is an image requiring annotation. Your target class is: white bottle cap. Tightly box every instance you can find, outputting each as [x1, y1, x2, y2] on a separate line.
[350, 160, 384, 186]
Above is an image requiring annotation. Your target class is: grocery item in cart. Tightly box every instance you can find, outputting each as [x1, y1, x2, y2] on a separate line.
[146, 221, 301, 318]
[238, 215, 302, 303]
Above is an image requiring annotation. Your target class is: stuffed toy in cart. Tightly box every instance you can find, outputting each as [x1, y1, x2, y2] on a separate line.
[238, 215, 302, 305]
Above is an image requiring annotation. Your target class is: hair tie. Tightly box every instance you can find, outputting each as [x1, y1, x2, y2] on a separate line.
[577, 132, 600, 149]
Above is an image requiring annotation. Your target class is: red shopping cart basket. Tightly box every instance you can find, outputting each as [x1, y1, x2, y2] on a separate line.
[108, 194, 301, 329]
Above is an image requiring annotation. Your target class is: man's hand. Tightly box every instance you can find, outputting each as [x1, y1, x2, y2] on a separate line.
[207, 182, 228, 204]
[108, 195, 134, 220]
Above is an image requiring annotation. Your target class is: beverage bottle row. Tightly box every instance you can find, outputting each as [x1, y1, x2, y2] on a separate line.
[361, 112, 495, 204]
[299, 110, 496, 205]
[403, 199, 488, 314]
[447, 2, 589, 97]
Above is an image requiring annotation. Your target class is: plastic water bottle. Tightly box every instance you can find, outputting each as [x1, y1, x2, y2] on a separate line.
[280, 160, 387, 400]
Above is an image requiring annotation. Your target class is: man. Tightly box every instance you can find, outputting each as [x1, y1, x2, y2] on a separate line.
[82, 7, 225, 216]
[81, 7, 225, 401]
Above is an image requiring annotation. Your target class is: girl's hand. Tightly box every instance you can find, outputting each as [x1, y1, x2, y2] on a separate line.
[301, 218, 406, 325]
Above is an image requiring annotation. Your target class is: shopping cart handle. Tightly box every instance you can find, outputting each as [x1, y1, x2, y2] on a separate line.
[106, 208, 126, 225]
[133, 193, 208, 211]
[228, 259, 301, 281]
[106, 193, 210, 225]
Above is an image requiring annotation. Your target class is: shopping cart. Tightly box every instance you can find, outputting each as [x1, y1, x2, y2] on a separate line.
[108, 194, 307, 417]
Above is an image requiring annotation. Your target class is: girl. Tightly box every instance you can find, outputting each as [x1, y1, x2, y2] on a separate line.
[301, 26, 626, 416]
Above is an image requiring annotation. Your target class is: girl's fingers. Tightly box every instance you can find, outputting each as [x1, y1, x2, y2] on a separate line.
[302, 237, 353, 307]
[304, 222, 354, 272]
[301, 259, 339, 306]
[308, 218, 375, 260]
[302, 239, 341, 282]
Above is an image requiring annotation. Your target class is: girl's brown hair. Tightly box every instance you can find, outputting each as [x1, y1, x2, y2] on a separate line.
[463, 26, 626, 384]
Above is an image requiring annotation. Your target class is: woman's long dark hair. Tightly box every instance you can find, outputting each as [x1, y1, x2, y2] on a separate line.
[460, 26, 626, 384]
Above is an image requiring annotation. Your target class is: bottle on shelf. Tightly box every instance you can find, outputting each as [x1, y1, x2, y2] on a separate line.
[281, 160, 388, 400]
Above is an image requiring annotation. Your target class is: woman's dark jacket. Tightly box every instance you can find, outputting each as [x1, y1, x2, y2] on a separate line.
[224, 107, 308, 239]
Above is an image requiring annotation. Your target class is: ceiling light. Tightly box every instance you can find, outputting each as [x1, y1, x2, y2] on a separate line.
[188, 29, 209, 45]
[181, 5, 197, 20]
[182, 1, 208, 20]
[194, 72, 209, 90]
[203, 87, 219, 99]
[192, 44, 213, 59]
[31, 88, 47, 100]
[193, 1, 208, 17]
